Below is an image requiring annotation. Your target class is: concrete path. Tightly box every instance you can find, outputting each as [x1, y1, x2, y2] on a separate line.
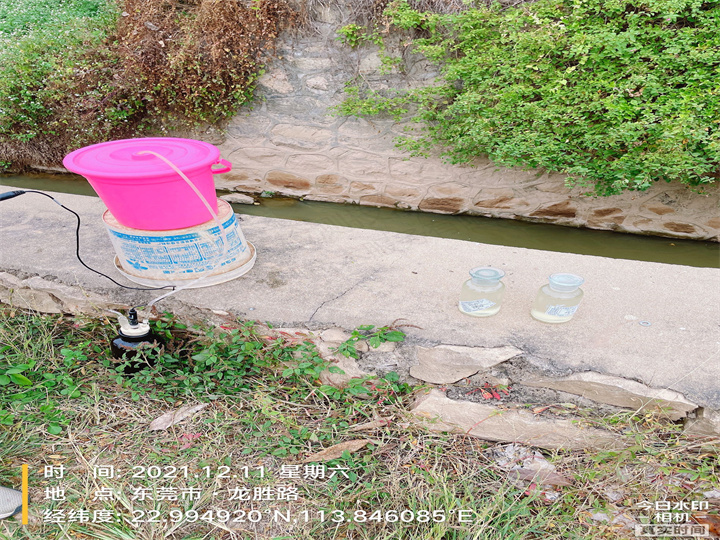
[1, 187, 719, 408]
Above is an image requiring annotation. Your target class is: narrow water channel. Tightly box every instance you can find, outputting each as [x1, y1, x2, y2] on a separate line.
[1, 173, 718, 269]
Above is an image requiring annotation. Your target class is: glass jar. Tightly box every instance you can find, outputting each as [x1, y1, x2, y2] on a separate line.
[531, 273, 584, 323]
[458, 267, 506, 317]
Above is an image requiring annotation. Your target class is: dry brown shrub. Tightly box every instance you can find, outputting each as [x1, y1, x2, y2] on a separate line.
[115, 0, 297, 122]
[2, 0, 296, 170]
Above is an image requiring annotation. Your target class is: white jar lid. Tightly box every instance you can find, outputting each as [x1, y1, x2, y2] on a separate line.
[548, 273, 584, 292]
[469, 266, 505, 281]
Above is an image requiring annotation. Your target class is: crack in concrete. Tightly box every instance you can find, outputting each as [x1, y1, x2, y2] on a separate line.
[309, 276, 370, 322]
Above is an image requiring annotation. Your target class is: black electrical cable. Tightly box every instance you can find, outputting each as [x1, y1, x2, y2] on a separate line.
[1, 190, 175, 292]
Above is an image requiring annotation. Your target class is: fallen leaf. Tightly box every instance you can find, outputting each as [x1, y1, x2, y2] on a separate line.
[302, 439, 372, 463]
[508, 468, 573, 487]
[348, 418, 392, 432]
[693, 514, 720, 536]
[533, 405, 552, 414]
[178, 432, 203, 450]
[610, 512, 637, 530]
[149, 404, 208, 431]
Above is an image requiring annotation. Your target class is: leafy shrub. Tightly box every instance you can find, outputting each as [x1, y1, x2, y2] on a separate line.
[337, 23, 368, 48]
[106, 320, 335, 401]
[0, 0, 295, 170]
[334, 324, 406, 359]
[339, 0, 720, 195]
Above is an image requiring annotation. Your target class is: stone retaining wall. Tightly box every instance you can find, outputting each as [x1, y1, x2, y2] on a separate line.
[207, 3, 720, 241]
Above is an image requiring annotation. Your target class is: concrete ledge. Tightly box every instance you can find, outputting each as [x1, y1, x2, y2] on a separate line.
[411, 389, 624, 451]
[520, 372, 698, 421]
[1, 187, 719, 412]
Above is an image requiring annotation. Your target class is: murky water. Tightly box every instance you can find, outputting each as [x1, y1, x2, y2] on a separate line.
[2, 173, 718, 268]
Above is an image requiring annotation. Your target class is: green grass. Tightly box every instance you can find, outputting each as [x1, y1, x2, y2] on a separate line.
[0, 0, 108, 34]
[0, 308, 718, 540]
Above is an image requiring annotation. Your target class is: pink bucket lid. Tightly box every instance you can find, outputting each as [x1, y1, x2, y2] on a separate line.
[63, 137, 221, 179]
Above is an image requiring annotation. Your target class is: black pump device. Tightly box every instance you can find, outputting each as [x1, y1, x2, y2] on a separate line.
[110, 308, 163, 373]
[127, 307, 140, 327]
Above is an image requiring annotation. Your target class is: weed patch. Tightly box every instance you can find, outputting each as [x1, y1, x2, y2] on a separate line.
[337, 0, 720, 196]
[0, 309, 718, 540]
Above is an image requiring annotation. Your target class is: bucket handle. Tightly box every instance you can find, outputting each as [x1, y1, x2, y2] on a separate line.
[135, 150, 230, 311]
[211, 159, 232, 175]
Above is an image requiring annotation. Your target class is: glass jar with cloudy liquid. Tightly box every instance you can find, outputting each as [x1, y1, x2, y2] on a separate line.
[531, 273, 584, 323]
[458, 267, 505, 317]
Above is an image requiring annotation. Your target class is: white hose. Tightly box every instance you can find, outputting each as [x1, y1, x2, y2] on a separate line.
[135, 150, 230, 310]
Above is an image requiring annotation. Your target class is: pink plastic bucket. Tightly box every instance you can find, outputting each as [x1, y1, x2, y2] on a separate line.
[63, 138, 232, 230]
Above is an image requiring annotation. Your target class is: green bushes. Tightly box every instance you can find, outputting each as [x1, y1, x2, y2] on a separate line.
[0, 0, 295, 170]
[340, 0, 720, 195]
[0, 0, 108, 33]
[0, 0, 116, 153]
